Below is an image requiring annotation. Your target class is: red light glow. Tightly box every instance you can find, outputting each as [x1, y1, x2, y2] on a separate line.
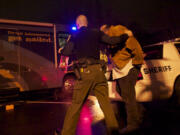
[76, 101, 92, 135]
[41, 76, 48, 82]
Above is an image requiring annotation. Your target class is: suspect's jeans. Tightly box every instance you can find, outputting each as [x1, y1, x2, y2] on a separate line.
[116, 67, 143, 127]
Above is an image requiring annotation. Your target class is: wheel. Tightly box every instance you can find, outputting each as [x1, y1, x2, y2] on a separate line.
[171, 76, 180, 106]
[61, 74, 76, 101]
[63, 74, 76, 92]
[174, 77, 180, 105]
[54, 74, 76, 101]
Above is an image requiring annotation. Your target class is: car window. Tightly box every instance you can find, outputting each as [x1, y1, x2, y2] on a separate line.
[143, 45, 163, 60]
[175, 43, 180, 54]
[57, 32, 70, 48]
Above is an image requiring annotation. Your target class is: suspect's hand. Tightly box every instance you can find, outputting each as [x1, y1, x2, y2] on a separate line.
[58, 48, 63, 54]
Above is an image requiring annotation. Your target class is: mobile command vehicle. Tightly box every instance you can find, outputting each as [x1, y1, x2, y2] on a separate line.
[0, 19, 74, 100]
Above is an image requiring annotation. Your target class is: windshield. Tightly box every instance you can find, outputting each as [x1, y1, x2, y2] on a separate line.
[143, 45, 163, 60]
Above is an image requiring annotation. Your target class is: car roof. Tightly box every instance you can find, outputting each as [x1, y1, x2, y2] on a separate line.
[144, 38, 180, 48]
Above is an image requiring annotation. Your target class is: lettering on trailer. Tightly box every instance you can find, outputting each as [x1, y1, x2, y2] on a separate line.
[0, 28, 54, 62]
[143, 65, 172, 74]
[7, 30, 52, 43]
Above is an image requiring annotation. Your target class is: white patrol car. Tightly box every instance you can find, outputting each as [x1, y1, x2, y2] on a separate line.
[108, 38, 180, 104]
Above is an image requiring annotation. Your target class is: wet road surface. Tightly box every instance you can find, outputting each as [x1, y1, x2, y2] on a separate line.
[0, 100, 180, 135]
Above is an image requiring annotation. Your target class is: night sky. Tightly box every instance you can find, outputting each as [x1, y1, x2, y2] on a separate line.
[0, 0, 179, 44]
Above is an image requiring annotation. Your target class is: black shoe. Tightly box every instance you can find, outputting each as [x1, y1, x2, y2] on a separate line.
[111, 129, 120, 135]
[119, 125, 139, 134]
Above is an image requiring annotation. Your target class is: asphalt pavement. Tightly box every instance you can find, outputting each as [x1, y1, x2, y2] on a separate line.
[0, 99, 180, 135]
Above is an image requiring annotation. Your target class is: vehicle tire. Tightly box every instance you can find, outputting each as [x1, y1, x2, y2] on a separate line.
[63, 74, 76, 92]
[61, 74, 76, 101]
[172, 77, 180, 106]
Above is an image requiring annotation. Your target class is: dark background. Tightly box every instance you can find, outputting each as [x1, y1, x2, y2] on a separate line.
[0, 0, 179, 45]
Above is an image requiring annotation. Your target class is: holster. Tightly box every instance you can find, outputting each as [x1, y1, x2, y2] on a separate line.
[72, 58, 107, 80]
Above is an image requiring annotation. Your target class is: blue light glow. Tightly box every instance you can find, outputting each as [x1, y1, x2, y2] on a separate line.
[72, 26, 77, 31]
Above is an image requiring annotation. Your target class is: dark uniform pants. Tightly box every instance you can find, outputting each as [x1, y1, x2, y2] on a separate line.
[61, 64, 119, 135]
[116, 67, 143, 127]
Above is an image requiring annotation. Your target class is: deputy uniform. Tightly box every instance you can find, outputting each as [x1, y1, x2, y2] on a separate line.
[60, 26, 128, 135]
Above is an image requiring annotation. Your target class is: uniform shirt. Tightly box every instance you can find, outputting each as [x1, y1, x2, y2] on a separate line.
[61, 26, 128, 60]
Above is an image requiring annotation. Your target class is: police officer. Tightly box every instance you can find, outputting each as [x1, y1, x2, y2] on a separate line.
[60, 15, 129, 135]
